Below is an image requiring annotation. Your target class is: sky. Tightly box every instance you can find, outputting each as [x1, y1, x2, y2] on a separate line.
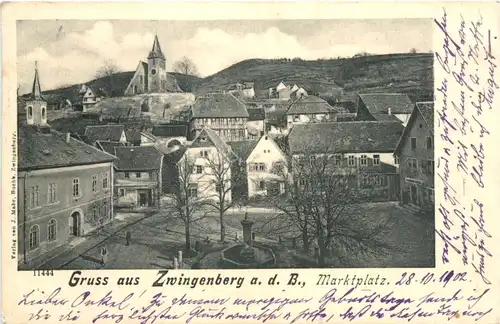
[17, 19, 432, 93]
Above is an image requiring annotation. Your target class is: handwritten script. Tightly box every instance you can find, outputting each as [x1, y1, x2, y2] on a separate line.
[434, 8, 495, 285]
[17, 284, 493, 324]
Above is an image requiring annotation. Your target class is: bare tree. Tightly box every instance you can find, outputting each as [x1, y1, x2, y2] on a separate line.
[266, 151, 396, 267]
[173, 56, 199, 76]
[203, 151, 243, 243]
[162, 156, 209, 252]
[95, 60, 121, 97]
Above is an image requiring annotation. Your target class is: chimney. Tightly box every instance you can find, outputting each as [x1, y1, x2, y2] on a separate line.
[66, 133, 71, 143]
[388, 107, 392, 115]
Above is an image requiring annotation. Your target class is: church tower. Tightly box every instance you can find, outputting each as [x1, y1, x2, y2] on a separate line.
[147, 35, 167, 93]
[25, 62, 48, 126]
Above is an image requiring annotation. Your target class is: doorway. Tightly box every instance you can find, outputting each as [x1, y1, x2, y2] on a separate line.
[410, 185, 419, 206]
[69, 212, 81, 236]
[139, 193, 147, 207]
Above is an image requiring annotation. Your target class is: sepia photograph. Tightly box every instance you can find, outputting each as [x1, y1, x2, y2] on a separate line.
[17, 18, 435, 271]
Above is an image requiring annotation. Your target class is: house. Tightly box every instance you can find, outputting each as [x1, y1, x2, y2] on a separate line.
[245, 135, 288, 198]
[124, 35, 182, 96]
[179, 127, 238, 203]
[246, 107, 266, 139]
[227, 82, 255, 99]
[84, 125, 127, 145]
[113, 146, 164, 209]
[269, 81, 292, 100]
[18, 63, 116, 268]
[394, 101, 434, 213]
[290, 86, 308, 100]
[286, 95, 340, 127]
[288, 121, 405, 201]
[356, 93, 415, 126]
[77, 84, 103, 113]
[189, 93, 249, 141]
[151, 123, 189, 147]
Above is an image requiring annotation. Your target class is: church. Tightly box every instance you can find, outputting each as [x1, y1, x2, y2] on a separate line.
[124, 35, 182, 96]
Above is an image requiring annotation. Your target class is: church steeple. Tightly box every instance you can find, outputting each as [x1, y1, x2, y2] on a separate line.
[31, 61, 44, 100]
[148, 35, 165, 60]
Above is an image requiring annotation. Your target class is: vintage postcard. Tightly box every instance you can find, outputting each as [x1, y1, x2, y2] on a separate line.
[1, 1, 499, 323]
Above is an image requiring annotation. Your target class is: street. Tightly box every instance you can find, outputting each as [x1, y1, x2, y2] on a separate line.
[39, 202, 434, 269]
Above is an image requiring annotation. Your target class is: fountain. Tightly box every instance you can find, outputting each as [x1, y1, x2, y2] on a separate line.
[219, 213, 276, 269]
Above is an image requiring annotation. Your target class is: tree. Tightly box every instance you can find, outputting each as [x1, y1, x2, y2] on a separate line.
[203, 151, 243, 243]
[266, 151, 396, 267]
[162, 156, 209, 252]
[173, 56, 199, 76]
[95, 60, 121, 97]
[409, 48, 417, 54]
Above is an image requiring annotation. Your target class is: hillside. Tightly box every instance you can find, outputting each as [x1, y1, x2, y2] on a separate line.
[26, 53, 433, 106]
[23, 71, 202, 103]
[195, 53, 433, 101]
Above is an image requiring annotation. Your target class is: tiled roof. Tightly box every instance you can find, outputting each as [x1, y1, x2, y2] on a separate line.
[247, 108, 266, 121]
[372, 114, 402, 122]
[359, 93, 414, 115]
[228, 140, 258, 160]
[114, 146, 163, 171]
[191, 93, 249, 118]
[286, 95, 338, 115]
[84, 125, 125, 143]
[152, 124, 188, 137]
[416, 101, 434, 133]
[18, 124, 116, 171]
[96, 140, 125, 155]
[288, 121, 405, 155]
[190, 127, 236, 159]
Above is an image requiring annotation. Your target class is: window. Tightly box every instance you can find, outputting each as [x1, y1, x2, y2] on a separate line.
[360, 155, 368, 166]
[426, 136, 433, 150]
[196, 165, 203, 174]
[410, 138, 417, 150]
[48, 183, 57, 204]
[394, 156, 400, 165]
[293, 115, 300, 122]
[92, 206, 98, 222]
[149, 172, 153, 179]
[428, 160, 435, 175]
[119, 189, 125, 197]
[102, 202, 108, 219]
[200, 150, 209, 158]
[258, 163, 266, 171]
[30, 186, 40, 208]
[72, 178, 80, 197]
[259, 181, 266, 190]
[28, 106, 33, 118]
[188, 184, 198, 198]
[136, 172, 141, 178]
[409, 158, 418, 172]
[299, 179, 306, 186]
[29, 225, 39, 250]
[102, 173, 109, 189]
[41, 107, 46, 118]
[92, 174, 98, 192]
[334, 155, 342, 166]
[124, 172, 129, 179]
[48, 219, 57, 241]
[373, 154, 380, 166]
[348, 155, 355, 166]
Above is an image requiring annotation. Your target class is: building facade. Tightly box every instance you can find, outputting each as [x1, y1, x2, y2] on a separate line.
[189, 93, 249, 141]
[286, 95, 340, 128]
[394, 102, 434, 213]
[18, 64, 116, 268]
[113, 146, 164, 210]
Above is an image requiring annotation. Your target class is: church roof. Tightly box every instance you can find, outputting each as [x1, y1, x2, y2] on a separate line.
[29, 63, 45, 101]
[148, 35, 165, 60]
